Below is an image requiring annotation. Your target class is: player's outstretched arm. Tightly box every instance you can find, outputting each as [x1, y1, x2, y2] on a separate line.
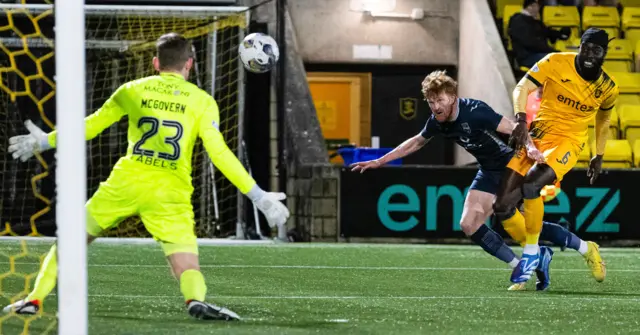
[199, 100, 289, 228]
[350, 134, 429, 173]
[8, 86, 127, 162]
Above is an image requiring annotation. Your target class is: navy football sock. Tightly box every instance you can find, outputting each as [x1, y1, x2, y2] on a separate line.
[540, 221, 583, 251]
[470, 224, 518, 265]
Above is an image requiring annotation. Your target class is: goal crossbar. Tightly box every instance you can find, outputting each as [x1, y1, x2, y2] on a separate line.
[0, 4, 250, 17]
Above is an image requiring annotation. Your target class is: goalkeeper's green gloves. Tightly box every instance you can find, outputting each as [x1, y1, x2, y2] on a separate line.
[8, 120, 51, 162]
[247, 185, 290, 228]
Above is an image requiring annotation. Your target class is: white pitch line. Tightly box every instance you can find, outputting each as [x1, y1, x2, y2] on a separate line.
[0, 237, 639, 253]
[3, 262, 640, 272]
[83, 294, 640, 303]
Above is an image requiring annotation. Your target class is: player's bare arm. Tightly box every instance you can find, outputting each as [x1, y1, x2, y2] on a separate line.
[350, 134, 429, 173]
[587, 107, 612, 184]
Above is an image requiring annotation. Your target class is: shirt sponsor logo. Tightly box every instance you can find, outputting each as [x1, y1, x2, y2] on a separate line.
[556, 94, 595, 112]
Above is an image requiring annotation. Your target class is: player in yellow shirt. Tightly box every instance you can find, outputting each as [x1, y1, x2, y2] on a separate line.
[3, 33, 290, 321]
[494, 28, 616, 285]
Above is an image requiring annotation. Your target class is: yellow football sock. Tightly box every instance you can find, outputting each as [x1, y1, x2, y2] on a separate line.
[523, 197, 544, 245]
[180, 269, 207, 302]
[501, 210, 527, 246]
[27, 244, 58, 303]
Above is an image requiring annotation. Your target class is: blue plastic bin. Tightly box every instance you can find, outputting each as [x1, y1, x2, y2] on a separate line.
[336, 147, 402, 166]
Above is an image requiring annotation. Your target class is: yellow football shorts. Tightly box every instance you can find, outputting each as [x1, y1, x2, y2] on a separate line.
[507, 136, 585, 182]
[85, 171, 198, 256]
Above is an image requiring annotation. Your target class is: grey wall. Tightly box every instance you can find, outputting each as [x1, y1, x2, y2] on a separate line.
[288, 0, 458, 65]
[243, 0, 515, 167]
[456, 0, 516, 165]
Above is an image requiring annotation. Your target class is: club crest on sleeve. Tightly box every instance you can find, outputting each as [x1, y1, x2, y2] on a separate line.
[531, 64, 539, 73]
[212, 120, 219, 130]
[461, 122, 471, 134]
[594, 88, 602, 99]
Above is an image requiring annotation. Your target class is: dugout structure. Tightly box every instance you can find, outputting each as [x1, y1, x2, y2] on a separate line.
[0, 3, 251, 333]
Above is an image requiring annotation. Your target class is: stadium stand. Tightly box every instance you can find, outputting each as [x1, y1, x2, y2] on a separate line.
[543, 5, 581, 38]
[604, 38, 633, 71]
[497, 0, 524, 18]
[503, 4, 523, 49]
[619, 104, 640, 146]
[588, 107, 620, 141]
[495, 0, 640, 167]
[555, 36, 581, 51]
[592, 139, 634, 167]
[611, 72, 640, 93]
[634, 138, 640, 166]
[582, 6, 621, 37]
[621, 0, 640, 7]
[617, 92, 640, 105]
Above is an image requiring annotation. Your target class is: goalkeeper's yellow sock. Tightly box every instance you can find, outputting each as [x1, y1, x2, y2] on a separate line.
[27, 244, 58, 303]
[501, 210, 527, 246]
[180, 269, 207, 303]
[523, 197, 545, 247]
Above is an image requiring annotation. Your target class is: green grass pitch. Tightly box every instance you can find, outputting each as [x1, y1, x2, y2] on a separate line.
[1, 242, 639, 334]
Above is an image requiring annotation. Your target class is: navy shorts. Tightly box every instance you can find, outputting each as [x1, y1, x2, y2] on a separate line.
[469, 169, 504, 195]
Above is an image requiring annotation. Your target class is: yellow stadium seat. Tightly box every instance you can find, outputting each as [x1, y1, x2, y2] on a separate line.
[591, 139, 633, 168]
[620, 0, 640, 8]
[625, 29, 640, 49]
[607, 39, 633, 60]
[617, 94, 640, 106]
[543, 6, 581, 38]
[589, 107, 619, 141]
[634, 140, 640, 166]
[604, 39, 633, 71]
[555, 37, 580, 52]
[602, 27, 621, 39]
[503, 5, 523, 38]
[604, 60, 632, 72]
[611, 107, 620, 138]
[497, 0, 523, 19]
[622, 7, 640, 31]
[575, 161, 590, 168]
[619, 104, 640, 146]
[635, 39, 640, 70]
[582, 6, 621, 36]
[610, 72, 640, 94]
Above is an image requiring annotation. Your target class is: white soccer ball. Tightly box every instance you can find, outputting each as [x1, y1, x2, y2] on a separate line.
[238, 33, 279, 74]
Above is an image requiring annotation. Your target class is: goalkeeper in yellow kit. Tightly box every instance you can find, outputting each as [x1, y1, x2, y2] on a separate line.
[3, 33, 290, 321]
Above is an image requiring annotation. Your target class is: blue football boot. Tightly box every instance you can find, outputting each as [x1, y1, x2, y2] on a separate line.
[510, 249, 540, 284]
[535, 246, 554, 291]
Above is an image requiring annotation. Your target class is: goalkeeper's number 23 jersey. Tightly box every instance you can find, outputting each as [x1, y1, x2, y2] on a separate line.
[48, 72, 230, 189]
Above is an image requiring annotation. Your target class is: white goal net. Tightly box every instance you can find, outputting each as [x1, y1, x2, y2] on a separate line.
[0, 3, 250, 333]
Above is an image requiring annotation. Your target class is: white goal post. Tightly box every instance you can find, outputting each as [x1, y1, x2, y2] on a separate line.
[54, 0, 88, 333]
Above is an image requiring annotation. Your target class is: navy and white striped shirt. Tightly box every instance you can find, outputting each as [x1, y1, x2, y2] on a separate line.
[420, 98, 513, 171]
